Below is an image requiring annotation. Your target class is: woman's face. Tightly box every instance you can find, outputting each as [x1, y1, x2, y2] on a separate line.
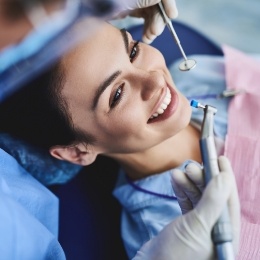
[61, 21, 191, 155]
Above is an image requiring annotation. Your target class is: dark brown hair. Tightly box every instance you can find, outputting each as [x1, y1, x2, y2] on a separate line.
[0, 63, 95, 150]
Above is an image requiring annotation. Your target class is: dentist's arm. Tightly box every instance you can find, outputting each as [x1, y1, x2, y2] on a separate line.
[133, 156, 240, 260]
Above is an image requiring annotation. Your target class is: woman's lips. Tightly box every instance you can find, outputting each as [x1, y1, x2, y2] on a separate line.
[147, 85, 179, 123]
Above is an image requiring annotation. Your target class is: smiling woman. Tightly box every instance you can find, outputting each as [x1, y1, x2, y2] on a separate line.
[0, 20, 203, 258]
[53, 21, 196, 167]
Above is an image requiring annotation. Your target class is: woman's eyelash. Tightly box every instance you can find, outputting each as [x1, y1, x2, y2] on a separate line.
[110, 83, 125, 108]
[110, 39, 139, 109]
[130, 41, 140, 62]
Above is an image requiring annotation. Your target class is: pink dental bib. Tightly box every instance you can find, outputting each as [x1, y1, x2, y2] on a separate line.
[224, 45, 260, 259]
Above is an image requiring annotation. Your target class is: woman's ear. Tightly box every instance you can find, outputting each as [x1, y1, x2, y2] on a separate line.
[49, 143, 98, 166]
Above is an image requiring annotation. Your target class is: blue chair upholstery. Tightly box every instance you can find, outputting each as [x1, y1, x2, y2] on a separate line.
[51, 21, 223, 260]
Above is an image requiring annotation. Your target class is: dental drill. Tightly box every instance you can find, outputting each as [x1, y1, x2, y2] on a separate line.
[158, 2, 196, 71]
[190, 100, 234, 260]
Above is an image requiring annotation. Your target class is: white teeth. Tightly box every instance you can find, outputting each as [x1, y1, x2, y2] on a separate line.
[164, 97, 171, 105]
[149, 87, 172, 120]
[161, 103, 167, 110]
[157, 107, 164, 114]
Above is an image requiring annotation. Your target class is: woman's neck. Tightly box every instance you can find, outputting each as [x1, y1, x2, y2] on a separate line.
[109, 123, 202, 180]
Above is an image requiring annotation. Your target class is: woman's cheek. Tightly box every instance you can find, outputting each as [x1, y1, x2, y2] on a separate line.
[113, 108, 144, 136]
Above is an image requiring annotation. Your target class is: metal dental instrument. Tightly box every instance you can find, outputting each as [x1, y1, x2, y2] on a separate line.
[158, 2, 196, 71]
[190, 100, 234, 260]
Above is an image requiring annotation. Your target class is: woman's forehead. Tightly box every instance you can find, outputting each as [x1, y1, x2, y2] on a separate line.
[62, 22, 120, 70]
[60, 22, 124, 105]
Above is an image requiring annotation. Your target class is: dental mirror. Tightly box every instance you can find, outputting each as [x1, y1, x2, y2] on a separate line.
[178, 59, 197, 71]
[158, 2, 197, 71]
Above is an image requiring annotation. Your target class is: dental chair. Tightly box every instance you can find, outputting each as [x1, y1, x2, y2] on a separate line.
[0, 21, 222, 260]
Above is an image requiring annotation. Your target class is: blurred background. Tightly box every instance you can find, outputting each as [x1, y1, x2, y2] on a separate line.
[112, 0, 260, 54]
[177, 0, 260, 53]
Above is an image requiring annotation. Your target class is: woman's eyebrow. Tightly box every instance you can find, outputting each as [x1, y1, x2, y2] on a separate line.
[120, 28, 129, 54]
[91, 29, 128, 110]
[92, 70, 122, 110]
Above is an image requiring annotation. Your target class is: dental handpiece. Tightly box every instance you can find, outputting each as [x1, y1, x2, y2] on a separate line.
[190, 100, 234, 260]
[157, 2, 196, 71]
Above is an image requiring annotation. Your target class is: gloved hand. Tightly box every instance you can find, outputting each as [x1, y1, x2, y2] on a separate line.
[132, 156, 240, 260]
[121, 0, 178, 44]
[171, 160, 205, 214]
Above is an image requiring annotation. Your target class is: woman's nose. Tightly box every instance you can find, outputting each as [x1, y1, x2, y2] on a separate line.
[139, 70, 166, 101]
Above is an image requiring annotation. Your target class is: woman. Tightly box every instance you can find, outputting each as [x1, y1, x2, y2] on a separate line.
[0, 20, 238, 258]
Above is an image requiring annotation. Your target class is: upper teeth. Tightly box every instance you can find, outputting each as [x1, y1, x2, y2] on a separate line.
[150, 87, 171, 119]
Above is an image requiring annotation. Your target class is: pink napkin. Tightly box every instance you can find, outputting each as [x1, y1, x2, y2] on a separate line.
[223, 45, 260, 259]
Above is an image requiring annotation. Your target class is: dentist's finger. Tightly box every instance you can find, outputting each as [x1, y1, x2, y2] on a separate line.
[195, 168, 235, 230]
[161, 0, 178, 18]
[185, 162, 205, 192]
[171, 169, 201, 213]
[218, 156, 240, 253]
[142, 10, 165, 44]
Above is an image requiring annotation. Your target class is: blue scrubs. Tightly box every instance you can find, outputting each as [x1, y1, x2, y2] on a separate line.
[0, 148, 65, 260]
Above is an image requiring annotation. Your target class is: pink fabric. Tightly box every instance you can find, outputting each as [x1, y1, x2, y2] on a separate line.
[223, 45, 260, 259]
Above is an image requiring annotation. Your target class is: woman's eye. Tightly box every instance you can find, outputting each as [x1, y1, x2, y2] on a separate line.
[130, 41, 140, 62]
[110, 83, 124, 108]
